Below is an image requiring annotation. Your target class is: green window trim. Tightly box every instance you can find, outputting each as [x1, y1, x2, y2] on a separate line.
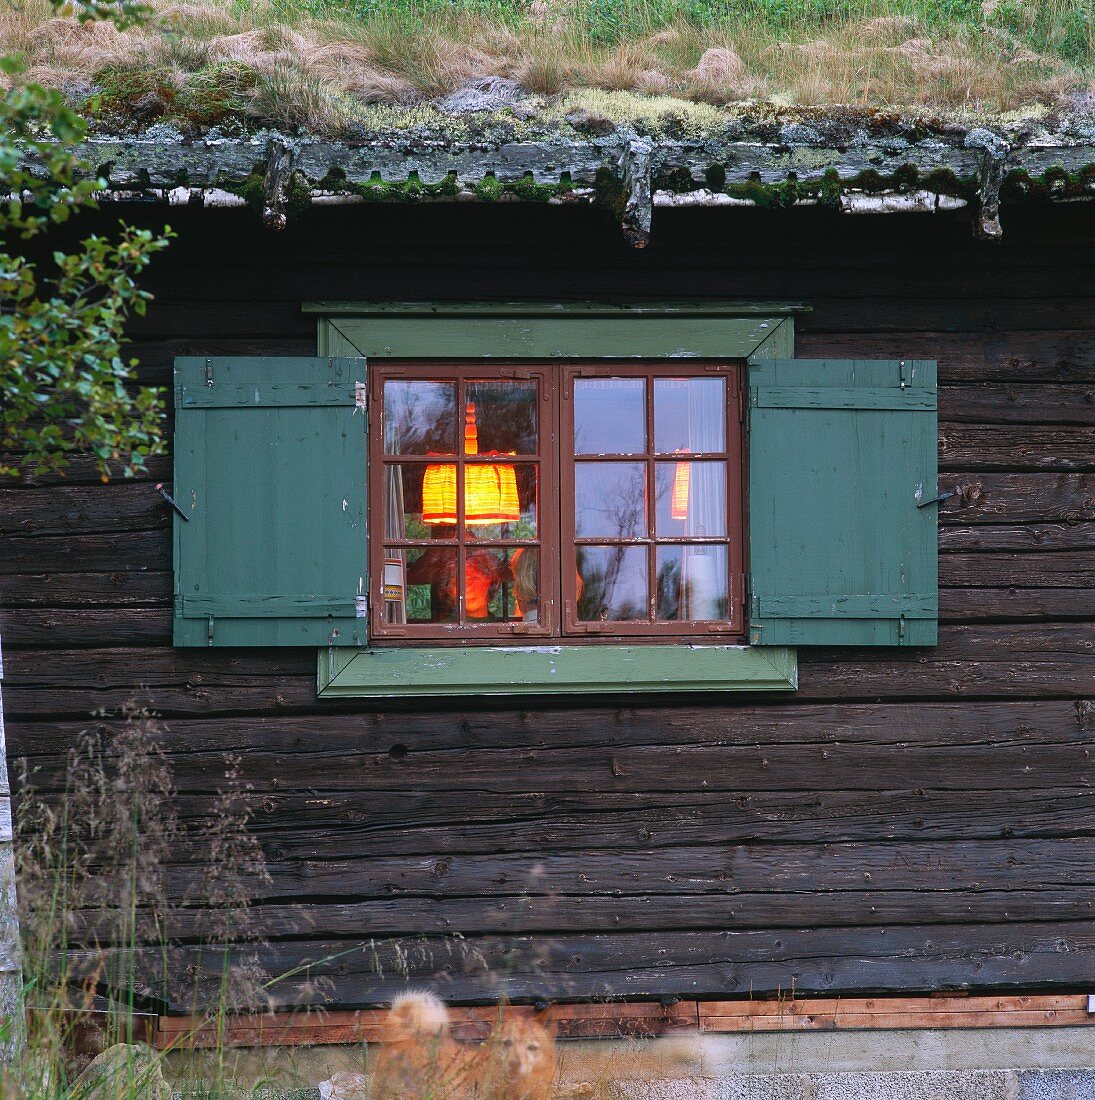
[306, 300, 803, 699]
[309, 300, 803, 361]
[318, 644, 798, 699]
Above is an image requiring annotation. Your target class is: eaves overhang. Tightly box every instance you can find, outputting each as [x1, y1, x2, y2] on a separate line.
[52, 131, 1095, 245]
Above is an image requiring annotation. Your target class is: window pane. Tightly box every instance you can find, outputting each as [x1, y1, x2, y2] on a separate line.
[403, 547, 459, 623]
[576, 545, 648, 622]
[464, 548, 536, 622]
[462, 547, 514, 621]
[573, 378, 645, 454]
[384, 381, 457, 455]
[656, 545, 728, 621]
[388, 463, 457, 537]
[575, 462, 647, 539]
[509, 547, 540, 623]
[654, 377, 726, 454]
[467, 380, 537, 455]
[654, 461, 726, 538]
[466, 463, 538, 540]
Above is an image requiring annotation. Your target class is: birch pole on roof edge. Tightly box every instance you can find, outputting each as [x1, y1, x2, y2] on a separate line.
[0, 635, 24, 1060]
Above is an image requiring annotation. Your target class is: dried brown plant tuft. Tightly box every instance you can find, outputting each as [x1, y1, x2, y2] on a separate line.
[14, 703, 276, 1042]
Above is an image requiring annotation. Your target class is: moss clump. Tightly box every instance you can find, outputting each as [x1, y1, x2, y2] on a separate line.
[437, 171, 460, 196]
[512, 173, 556, 202]
[90, 64, 179, 130]
[1002, 164, 1095, 201]
[655, 165, 695, 192]
[174, 63, 253, 131]
[226, 168, 267, 213]
[919, 167, 975, 200]
[889, 163, 920, 192]
[91, 61, 253, 133]
[704, 164, 727, 192]
[286, 171, 312, 215]
[726, 176, 801, 208]
[592, 165, 627, 220]
[474, 174, 503, 202]
[818, 168, 843, 206]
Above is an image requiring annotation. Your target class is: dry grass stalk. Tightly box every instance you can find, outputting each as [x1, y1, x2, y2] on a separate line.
[10, 705, 279, 1090]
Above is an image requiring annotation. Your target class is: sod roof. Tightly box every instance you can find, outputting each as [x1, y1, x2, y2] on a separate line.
[6, 1, 1094, 239]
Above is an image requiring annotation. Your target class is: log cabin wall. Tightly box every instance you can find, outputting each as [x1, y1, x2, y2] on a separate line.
[1, 200, 1093, 1009]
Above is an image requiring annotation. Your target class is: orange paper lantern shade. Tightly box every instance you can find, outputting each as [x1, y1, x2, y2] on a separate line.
[421, 402, 520, 526]
[671, 456, 690, 521]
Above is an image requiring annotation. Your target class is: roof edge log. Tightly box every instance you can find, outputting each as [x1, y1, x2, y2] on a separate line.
[44, 131, 1095, 245]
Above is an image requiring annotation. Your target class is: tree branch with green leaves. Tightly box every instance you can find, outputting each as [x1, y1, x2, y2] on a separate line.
[0, 21, 171, 481]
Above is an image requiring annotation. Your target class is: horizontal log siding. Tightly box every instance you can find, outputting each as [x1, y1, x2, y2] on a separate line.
[2, 201, 1093, 1009]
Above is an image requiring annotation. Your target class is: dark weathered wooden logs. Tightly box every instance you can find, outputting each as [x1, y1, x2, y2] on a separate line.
[68, 887, 1095, 943]
[11, 698, 1089, 757]
[0, 531, 169, 575]
[938, 425, 1095, 471]
[64, 921, 1095, 1011]
[5, 200, 1094, 1008]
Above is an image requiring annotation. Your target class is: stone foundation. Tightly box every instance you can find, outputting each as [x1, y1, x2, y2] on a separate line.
[165, 1028, 1095, 1098]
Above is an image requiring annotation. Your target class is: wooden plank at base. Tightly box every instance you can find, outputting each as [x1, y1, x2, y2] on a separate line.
[155, 995, 1093, 1049]
[698, 994, 1086, 1017]
[699, 994, 1095, 1032]
[701, 1010, 1095, 1032]
[155, 1001, 698, 1049]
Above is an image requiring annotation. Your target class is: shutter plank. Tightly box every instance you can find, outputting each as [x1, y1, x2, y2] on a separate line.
[173, 357, 367, 647]
[748, 359, 938, 647]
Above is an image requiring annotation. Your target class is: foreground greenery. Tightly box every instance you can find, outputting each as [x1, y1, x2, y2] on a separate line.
[0, 0, 170, 479]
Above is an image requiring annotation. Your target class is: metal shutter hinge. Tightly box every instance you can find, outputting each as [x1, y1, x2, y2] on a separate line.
[204, 358, 214, 387]
[916, 483, 957, 508]
[207, 616, 215, 645]
[156, 483, 189, 521]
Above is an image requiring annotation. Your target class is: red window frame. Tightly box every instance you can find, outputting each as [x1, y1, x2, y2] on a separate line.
[369, 360, 745, 645]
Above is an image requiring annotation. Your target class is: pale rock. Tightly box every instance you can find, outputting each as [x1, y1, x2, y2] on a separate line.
[437, 76, 529, 115]
[318, 1070, 370, 1099]
[71, 1043, 171, 1100]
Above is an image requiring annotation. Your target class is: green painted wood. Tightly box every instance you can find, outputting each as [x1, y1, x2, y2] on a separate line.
[747, 317, 795, 360]
[177, 383, 360, 409]
[754, 387, 936, 411]
[320, 315, 790, 360]
[179, 596, 356, 617]
[173, 357, 368, 647]
[317, 644, 798, 698]
[747, 359, 938, 648]
[755, 595, 936, 618]
[303, 301, 811, 316]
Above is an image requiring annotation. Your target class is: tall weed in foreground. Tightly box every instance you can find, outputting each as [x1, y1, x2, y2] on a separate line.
[3, 705, 278, 1097]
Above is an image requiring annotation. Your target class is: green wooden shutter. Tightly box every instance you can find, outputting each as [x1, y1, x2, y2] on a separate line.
[747, 359, 937, 647]
[173, 357, 368, 647]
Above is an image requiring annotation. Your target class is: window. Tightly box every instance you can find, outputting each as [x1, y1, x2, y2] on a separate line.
[370, 362, 745, 643]
[171, 304, 939, 702]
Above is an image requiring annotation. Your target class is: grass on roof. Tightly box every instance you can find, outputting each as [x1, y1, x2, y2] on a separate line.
[2, 0, 1092, 137]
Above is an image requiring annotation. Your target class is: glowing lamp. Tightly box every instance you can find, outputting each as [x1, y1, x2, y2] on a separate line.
[421, 402, 520, 526]
[670, 454, 690, 522]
